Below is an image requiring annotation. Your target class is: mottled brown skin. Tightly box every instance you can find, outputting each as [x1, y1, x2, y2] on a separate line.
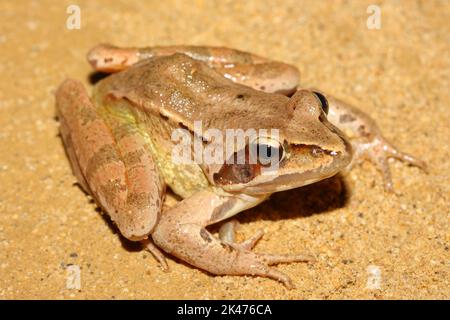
[87, 44, 300, 95]
[56, 45, 426, 288]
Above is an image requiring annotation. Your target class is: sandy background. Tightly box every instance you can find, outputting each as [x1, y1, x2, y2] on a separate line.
[0, 0, 449, 299]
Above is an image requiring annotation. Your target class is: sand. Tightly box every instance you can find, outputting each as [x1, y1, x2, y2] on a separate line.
[0, 0, 448, 299]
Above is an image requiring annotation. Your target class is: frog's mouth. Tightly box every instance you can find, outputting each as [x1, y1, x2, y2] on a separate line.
[240, 166, 341, 195]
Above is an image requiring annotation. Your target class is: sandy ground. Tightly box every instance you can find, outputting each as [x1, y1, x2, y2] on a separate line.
[0, 0, 449, 300]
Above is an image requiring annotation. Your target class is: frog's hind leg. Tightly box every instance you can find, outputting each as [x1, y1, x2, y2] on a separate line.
[152, 190, 314, 289]
[317, 91, 427, 191]
[87, 44, 300, 95]
[56, 79, 165, 241]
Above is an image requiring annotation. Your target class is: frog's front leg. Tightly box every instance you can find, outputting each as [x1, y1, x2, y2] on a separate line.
[86, 44, 300, 95]
[56, 79, 165, 240]
[152, 189, 313, 289]
[316, 91, 427, 191]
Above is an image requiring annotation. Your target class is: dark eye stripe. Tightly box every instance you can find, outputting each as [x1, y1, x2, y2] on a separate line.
[213, 163, 260, 185]
[213, 142, 284, 185]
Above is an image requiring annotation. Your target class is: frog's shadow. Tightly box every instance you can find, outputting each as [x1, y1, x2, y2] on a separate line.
[88, 71, 109, 85]
[105, 174, 349, 253]
[210, 174, 349, 232]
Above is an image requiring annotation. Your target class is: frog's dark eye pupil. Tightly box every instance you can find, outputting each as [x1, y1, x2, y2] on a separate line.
[313, 91, 329, 115]
[257, 144, 283, 165]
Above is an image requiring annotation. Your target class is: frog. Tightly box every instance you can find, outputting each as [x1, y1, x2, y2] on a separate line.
[55, 44, 426, 288]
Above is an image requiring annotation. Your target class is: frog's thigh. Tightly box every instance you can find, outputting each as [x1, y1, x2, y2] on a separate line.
[87, 44, 140, 73]
[173, 46, 300, 94]
[56, 79, 164, 240]
[152, 189, 312, 288]
[315, 90, 426, 190]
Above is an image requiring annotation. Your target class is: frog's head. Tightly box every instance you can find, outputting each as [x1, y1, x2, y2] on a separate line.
[205, 90, 352, 195]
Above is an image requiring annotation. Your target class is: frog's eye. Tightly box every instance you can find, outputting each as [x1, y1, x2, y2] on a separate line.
[313, 91, 329, 115]
[251, 137, 285, 167]
[256, 144, 283, 166]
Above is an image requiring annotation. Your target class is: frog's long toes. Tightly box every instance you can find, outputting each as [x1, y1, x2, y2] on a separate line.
[376, 156, 395, 192]
[219, 220, 264, 250]
[381, 142, 427, 191]
[385, 145, 428, 172]
[142, 239, 169, 271]
[239, 229, 265, 250]
[356, 137, 427, 191]
[264, 268, 295, 289]
[244, 259, 296, 289]
[362, 147, 394, 191]
[261, 252, 316, 265]
[228, 242, 312, 288]
[219, 222, 312, 288]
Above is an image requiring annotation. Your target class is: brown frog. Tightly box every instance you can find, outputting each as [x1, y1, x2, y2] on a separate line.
[55, 45, 425, 288]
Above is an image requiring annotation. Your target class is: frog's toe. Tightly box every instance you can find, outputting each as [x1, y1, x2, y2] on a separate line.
[238, 230, 265, 251]
[258, 252, 316, 265]
[230, 248, 313, 289]
[383, 142, 428, 172]
[218, 220, 313, 288]
[365, 145, 395, 192]
[353, 137, 427, 192]
[219, 220, 264, 250]
[252, 263, 296, 289]
[219, 220, 314, 262]
[236, 253, 296, 289]
[141, 238, 169, 271]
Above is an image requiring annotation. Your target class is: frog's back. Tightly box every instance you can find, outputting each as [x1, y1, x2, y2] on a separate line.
[94, 53, 293, 134]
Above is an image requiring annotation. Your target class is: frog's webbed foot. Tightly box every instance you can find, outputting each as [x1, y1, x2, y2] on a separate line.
[152, 189, 314, 290]
[318, 94, 428, 192]
[218, 220, 314, 289]
[228, 244, 313, 289]
[219, 220, 314, 262]
[349, 136, 427, 192]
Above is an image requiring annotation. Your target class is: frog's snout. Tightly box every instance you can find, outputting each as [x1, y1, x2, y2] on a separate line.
[335, 137, 353, 170]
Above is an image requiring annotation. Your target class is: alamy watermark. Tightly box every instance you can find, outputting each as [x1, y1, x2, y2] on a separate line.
[66, 264, 81, 290]
[366, 5, 381, 30]
[171, 121, 283, 173]
[366, 265, 382, 290]
[66, 5, 81, 30]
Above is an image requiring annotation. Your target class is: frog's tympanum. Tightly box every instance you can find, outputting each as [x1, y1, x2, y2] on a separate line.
[56, 45, 426, 288]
